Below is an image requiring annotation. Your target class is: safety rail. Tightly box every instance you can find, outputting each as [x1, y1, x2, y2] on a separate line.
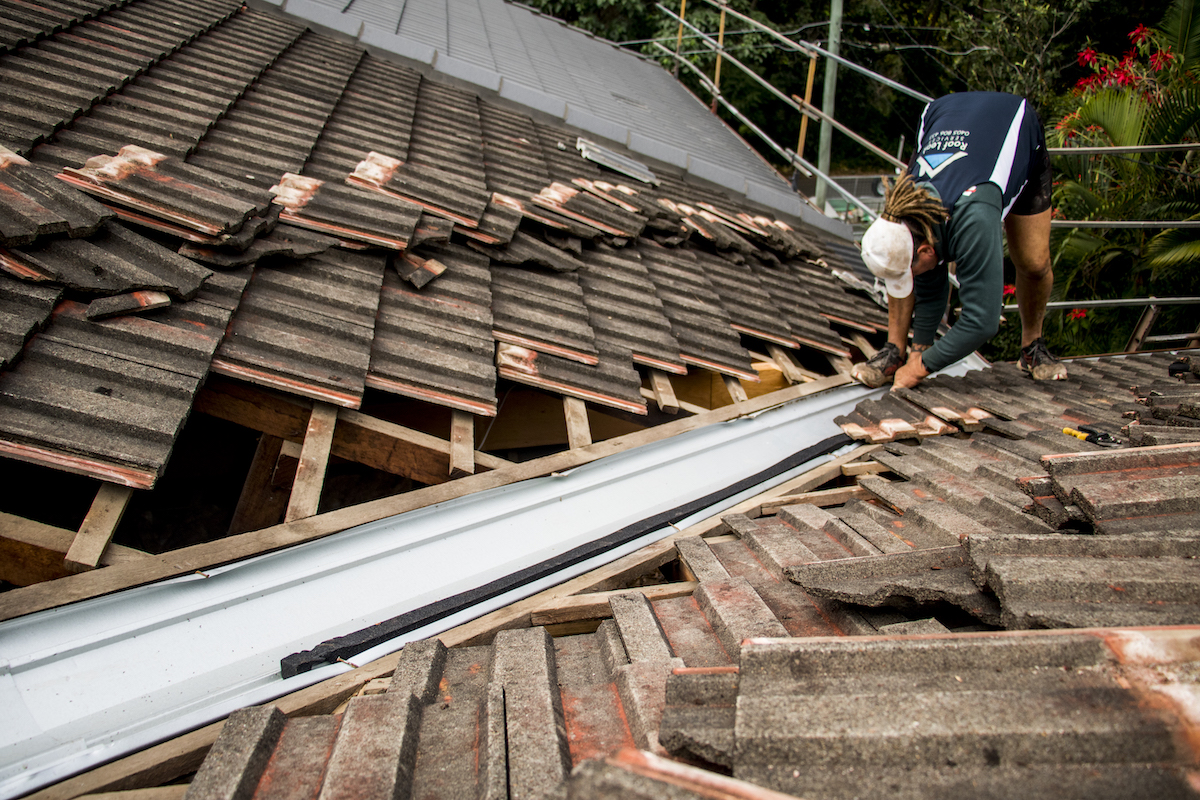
[652, 5, 1199, 355]
[999, 297, 1200, 353]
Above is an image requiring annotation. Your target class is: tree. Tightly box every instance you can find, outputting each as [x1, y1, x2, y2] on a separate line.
[943, 0, 1095, 117]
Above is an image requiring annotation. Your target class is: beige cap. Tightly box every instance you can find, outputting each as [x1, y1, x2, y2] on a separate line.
[860, 217, 914, 298]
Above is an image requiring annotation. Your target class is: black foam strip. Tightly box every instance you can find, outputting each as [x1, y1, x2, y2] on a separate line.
[280, 432, 852, 677]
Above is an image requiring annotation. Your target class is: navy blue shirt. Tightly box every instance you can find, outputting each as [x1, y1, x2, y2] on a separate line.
[905, 92, 1044, 371]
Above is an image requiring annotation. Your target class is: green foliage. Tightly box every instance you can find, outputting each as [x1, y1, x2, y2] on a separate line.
[1044, 0, 1200, 353]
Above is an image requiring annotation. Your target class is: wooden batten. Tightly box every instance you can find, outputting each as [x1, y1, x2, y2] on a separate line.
[529, 582, 698, 626]
[722, 374, 748, 404]
[196, 378, 510, 486]
[449, 411, 475, 478]
[64, 484, 135, 573]
[759, 484, 870, 515]
[766, 344, 820, 384]
[563, 397, 592, 449]
[285, 403, 338, 523]
[227, 435, 290, 535]
[849, 333, 878, 359]
[841, 460, 887, 477]
[648, 370, 679, 414]
[1, 512, 146, 587]
[826, 353, 854, 375]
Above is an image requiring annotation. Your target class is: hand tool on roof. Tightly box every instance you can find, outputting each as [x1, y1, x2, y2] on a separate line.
[1063, 425, 1121, 447]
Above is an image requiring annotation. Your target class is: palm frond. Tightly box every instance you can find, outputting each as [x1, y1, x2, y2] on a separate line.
[1158, 0, 1200, 69]
[1145, 223, 1200, 273]
[1073, 89, 1147, 148]
[1146, 85, 1200, 144]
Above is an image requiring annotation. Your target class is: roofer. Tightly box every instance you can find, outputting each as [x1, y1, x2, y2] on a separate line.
[851, 91, 1067, 389]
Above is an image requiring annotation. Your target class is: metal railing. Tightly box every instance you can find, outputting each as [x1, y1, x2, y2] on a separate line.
[1000, 297, 1200, 352]
[651, 5, 1200, 354]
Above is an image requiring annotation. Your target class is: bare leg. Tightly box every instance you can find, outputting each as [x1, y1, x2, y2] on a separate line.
[1004, 209, 1053, 348]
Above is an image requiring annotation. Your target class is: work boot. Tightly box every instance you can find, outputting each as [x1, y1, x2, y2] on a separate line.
[1018, 337, 1068, 380]
[850, 342, 904, 388]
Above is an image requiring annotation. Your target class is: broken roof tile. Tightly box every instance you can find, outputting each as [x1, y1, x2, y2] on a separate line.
[270, 172, 421, 251]
[0, 269, 246, 487]
[349, 153, 490, 229]
[0, 145, 111, 244]
[368, 244, 496, 416]
[785, 545, 1003, 626]
[532, 182, 646, 239]
[85, 289, 170, 320]
[176, 222, 337, 270]
[1, 220, 212, 299]
[472, 229, 581, 273]
[0, 273, 61, 369]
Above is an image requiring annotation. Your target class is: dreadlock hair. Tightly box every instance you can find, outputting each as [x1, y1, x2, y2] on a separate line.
[879, 174, 949, 246]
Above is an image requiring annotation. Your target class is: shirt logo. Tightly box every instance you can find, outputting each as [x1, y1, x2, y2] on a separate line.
[916, 150, 968, 179]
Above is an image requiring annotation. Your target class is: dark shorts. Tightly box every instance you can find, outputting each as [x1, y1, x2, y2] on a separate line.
[1010, 134, 1052, 217]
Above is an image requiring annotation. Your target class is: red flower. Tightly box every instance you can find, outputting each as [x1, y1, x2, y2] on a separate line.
[1074, 74, 1099, 91]
[1150, 48, 1175, 70]
[1130, 24, 1151, 45]
[1003, 284, 1016, 297]
[1077, 47, 1098, 66]
[1069, 308, 1087, 320]
[1114, 67, 1139, 86]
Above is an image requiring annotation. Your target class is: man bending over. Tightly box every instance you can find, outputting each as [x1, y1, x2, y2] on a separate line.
[851, 91, 1066, 390]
